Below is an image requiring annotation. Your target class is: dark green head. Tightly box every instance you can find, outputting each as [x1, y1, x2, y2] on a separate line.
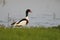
[26, 9, 32, 17]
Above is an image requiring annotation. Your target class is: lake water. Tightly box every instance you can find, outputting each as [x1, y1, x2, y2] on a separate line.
[29, 15, 60, 27]
[1, 13, 60, 27]
[0, 0, 60, 27]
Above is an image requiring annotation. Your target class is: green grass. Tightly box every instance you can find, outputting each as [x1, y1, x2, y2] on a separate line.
[0, 27, 60, 40]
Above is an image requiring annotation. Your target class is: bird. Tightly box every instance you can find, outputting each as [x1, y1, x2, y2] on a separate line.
[11, 9, 32, 27]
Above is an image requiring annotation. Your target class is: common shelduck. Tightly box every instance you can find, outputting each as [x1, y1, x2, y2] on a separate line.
[11, 9, 32, 27]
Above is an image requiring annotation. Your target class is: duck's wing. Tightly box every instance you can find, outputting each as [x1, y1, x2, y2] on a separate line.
[17, 18, 29, 25]
[11, 22, 16, 25]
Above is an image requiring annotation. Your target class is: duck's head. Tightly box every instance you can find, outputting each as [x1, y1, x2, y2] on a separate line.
[26, 9, 32, 17]
[26, 9, 32, 13]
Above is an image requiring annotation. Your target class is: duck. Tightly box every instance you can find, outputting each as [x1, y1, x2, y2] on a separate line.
[11, 9, 32, 27]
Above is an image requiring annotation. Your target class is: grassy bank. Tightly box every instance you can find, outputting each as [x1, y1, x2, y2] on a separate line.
[0, 27, 60, 40]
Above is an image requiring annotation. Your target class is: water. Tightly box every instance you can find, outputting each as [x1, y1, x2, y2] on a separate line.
[0, 13, 60, 27]
[0, 0, 60, 27]
[29, 15, 60, 27]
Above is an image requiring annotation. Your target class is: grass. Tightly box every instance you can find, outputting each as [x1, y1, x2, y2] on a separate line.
[0, 27, 60, 40]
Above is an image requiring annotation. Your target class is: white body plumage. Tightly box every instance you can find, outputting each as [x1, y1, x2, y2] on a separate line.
[11, 9, 31, 27]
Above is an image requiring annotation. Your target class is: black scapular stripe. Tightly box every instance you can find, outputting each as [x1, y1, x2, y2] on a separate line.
[11, 22, 16, 25]
[17, 18, 29, 25]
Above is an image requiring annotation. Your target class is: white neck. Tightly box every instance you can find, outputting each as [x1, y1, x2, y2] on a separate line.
[25, 16, 29, 20]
